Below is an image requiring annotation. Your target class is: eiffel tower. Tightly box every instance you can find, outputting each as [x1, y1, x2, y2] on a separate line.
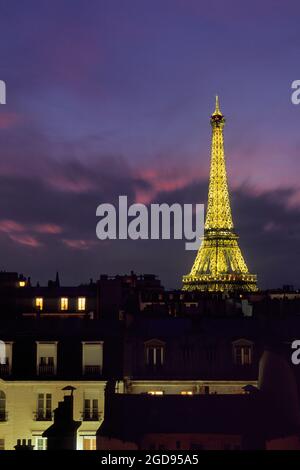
[182, 97, 257, 292]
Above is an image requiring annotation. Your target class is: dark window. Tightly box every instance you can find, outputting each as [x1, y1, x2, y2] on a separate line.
[146, 346, 164, 367]
[233, 345, 252, 365]
[83, 399, 99, 421]
[36, 393, 52, 420]
[0, 391, 6, 421]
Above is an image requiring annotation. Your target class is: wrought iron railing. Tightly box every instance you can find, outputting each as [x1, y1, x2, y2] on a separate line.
[84, 365, 101, 376]
[38, 364, 55, 376]
[0, 364, 10, 376]
[81, 411, 102, 421]
[33, 411, 53, 421]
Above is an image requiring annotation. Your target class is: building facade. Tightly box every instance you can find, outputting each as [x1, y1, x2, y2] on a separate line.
[0, 318, 123, 450]
[0, 271, 300, 450]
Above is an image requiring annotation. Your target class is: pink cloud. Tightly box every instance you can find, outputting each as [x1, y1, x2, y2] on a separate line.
[286, 189, 300, 209]
[62, 238, 95, 250]
[0, 219, 26, 233]
[134, 166, 203, 204]
[0, 219, 64, 247]
[47, 175, 96, 193]
[9, 234, 42, 248]
[34, 223, 63, 234]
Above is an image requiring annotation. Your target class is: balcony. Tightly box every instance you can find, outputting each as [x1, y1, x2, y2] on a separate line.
[38, 364, 55, 376]
[81, 411, 102, 421]
[33, 411, 53, 421]
[0, 411, 8, 422]
[0, 364, 10, 377]
[83, 365, 101, 377]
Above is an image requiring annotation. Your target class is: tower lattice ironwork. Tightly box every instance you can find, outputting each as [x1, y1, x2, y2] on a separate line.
[182, 97, 257, 292]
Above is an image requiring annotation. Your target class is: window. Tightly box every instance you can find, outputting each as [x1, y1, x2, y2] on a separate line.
[36, 342, 57, 376]
[83, 399, 99, 421]
[145, 340, 165, 368]
[35, 298, 43, 311]
[146, 346, 164, 366]
[180, 391, 193, 395]
[60, 297, 68, 310]
[0, 439, 4, 451]
[36, 393, 52, 421]
[19, 281, 26, 287]
[82, 342, 103, 376]
[83, 437, 96, 451]
[147, 391, 164, 396]
[234, 346, 252, 365]
[0, 391, 6, 421]
[0, 342, 12, 376]
[35, 437, 47, 450]
[78, 297, 86, 311]
[232, 340, 253, 366]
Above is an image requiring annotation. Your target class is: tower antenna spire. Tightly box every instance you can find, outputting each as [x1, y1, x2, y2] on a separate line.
[212, 95, 222, 116]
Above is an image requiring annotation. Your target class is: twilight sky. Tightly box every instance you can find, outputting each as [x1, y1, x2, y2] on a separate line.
[0, 0, 300, 289]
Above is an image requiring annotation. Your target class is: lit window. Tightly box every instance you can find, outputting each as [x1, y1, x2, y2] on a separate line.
[83, 437, 96, 451]
[78, 297, 86, 311]
[35, 298, 43, 311]
[60, 298, 68, 311]
[19, 281, 26, 287]
[148, 391, 163, 396]
[180, 391, 193, 395]
[35, 437, 47, 450]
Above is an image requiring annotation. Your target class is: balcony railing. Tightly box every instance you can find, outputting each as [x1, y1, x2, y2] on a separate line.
[0, 364, 10, 376]
[38, 364, 55, 376]
[33, 411, 53, 421]
[81, 411, 102, 421]
[0, 411, 8, 422]
[84, 365, 101, 376]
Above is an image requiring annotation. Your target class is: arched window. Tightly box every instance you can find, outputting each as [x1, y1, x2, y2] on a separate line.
[0, 391, 6, 421]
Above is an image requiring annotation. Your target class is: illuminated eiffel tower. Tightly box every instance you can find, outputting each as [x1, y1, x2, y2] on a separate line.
[182, 97, 257, 292]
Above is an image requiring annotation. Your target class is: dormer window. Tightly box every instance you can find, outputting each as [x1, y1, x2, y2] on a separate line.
[60, 298, 68, 311]
[145, 339, 165, 368]
[232, 339, 253, 366]
[78, 297, 86, 311]
[35, 298, 44, 311]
